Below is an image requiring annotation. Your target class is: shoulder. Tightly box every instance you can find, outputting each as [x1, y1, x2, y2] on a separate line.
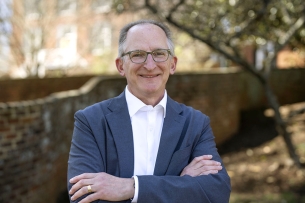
[167, 96, 208, 119]
[75, 92, 125, 119]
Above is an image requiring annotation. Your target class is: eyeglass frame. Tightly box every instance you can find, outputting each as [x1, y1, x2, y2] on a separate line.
[121, 49, 172, 64]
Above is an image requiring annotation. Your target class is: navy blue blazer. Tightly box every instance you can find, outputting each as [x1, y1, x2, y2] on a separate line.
[68, 91, 231, 203]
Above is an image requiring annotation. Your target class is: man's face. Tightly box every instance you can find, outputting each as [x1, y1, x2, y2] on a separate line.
[116, 24, 177, 101]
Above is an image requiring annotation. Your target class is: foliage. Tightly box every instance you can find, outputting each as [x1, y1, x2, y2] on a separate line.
[114, 0, 305, 70]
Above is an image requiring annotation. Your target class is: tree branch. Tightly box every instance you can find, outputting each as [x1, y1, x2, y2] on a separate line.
[144, 0, 158, 14]
[168, 0, 185, 14]
[280, 0, 293, 25]
[227, 0, 270, 44]
[276, 6, 305, 52]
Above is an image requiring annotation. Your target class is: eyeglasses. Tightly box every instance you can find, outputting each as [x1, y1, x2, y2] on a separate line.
[121, 49, 172, 64]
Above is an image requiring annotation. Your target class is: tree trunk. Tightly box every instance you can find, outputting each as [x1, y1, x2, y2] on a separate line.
[264, 82, 304, 168]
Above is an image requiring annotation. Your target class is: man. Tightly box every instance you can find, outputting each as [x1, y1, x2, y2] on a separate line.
[68, 20, 231, 203]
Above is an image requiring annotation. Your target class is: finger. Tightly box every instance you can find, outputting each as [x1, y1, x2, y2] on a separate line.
[197, 159, 221, 167]
[180, 164, 209, 177]
[197, 165, 223, 173]
[188, 155, 213, 167]
[201, 155, 213, 160]
[79, 192, 101, 203]
[191, 160, 220, 171]
[194, 155, 213, 162]
[71, 185, 94, 201]
[70, 173, 96, 183]
[69, 179, 93, 195]
[201, 160, 221, 166]
[200, 170, 220, 175]
[184, 164, 222, 177]
[180, 169, 201, 177]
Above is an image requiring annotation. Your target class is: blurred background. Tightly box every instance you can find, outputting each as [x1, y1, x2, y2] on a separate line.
[0, 0, 305, 202]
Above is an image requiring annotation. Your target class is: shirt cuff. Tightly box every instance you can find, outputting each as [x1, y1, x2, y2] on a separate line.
[131, 176, 139, 202]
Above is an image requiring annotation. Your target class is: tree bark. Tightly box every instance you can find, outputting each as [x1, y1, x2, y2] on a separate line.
[264, 82, 304, 168]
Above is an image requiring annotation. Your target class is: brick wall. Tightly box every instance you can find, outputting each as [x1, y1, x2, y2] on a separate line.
[0, 77, 127, 203]
[0, 68, 305, 203]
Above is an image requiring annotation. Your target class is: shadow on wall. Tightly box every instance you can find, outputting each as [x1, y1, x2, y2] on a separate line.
[218, 108, 277, 155]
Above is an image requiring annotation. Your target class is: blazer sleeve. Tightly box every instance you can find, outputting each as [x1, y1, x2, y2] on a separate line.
[67, 110, 130, 203]
[136, 115, 231, 203]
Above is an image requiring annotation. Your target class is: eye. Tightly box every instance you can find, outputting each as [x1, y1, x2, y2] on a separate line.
[130, 51, 146, 58]
[153, 50, 166, 57]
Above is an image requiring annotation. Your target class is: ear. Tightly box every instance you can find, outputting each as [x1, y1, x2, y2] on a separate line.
[169, 56, 177, 75]
[115, 58, 125, 76]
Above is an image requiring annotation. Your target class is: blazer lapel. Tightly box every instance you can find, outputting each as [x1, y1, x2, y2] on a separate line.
[154, 97, 186, 175]
[105, 92, 134, 178]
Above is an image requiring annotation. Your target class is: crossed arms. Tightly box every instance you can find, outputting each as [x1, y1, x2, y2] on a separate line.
[69, 155, 223, 202]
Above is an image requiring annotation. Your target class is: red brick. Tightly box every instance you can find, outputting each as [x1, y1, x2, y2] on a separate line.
[1, 142, 12, 147]
[21, 117, 35, 123]
[8, 118, 19, 124]
[6, 134, 17, 139]
[16, 140, 25, 146]
[0, 127, 10, 132]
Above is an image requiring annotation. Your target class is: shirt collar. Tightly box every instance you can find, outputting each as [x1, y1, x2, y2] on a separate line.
[125, 86, 167, 118]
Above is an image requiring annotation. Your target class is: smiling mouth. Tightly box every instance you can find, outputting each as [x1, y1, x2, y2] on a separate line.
[140, 74, 160, 78]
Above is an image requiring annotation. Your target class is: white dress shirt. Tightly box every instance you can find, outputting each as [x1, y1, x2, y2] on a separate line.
[125, 86, 167, 202]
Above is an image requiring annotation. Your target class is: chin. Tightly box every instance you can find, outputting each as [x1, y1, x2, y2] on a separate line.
[143, 86, 162, 94]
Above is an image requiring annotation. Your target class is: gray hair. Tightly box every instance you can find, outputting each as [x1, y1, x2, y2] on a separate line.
[118, 19, 175, 57]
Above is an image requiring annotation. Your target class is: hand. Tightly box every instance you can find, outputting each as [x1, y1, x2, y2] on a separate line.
[69, 172, 135, 203]
[180, 155, 222, 177]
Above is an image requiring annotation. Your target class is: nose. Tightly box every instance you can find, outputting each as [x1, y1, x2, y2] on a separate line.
[144, 54, 156, 70]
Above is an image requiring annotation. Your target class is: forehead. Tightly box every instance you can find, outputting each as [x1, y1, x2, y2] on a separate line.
[124, 23, 168, 50]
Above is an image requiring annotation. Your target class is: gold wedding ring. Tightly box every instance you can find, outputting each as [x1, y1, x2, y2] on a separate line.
[87, 185, 92, 193]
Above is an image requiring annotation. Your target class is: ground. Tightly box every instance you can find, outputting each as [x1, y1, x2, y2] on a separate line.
[219, 102, 305, 203]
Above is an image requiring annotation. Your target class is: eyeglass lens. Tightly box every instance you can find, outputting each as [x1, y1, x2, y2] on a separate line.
[129, 50, 169, 63]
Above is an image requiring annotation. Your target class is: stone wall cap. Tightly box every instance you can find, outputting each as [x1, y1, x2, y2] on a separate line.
[176, 67, 242, 75]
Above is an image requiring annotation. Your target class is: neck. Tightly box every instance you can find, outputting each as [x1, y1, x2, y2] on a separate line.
[128, 87, 165, 107]
[140, 94, 164, 106]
